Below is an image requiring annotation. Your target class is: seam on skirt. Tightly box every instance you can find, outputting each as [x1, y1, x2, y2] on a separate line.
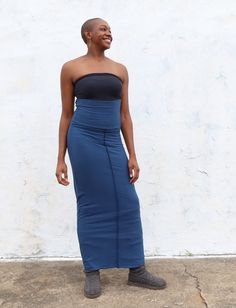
[104, 131, 120, 267]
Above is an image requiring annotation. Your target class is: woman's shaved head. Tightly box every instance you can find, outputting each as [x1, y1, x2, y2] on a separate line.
[81, 18, 104, 44]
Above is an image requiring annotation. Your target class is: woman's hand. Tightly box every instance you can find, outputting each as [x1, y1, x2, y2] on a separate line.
[128, 156, 140, 184]
[55, 160, 70, 186]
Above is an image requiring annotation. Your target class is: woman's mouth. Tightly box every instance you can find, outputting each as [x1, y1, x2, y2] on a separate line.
[103, 38, 112, 43]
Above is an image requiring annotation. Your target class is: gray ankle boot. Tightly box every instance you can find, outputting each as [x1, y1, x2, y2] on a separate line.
[83, 269, 101, 298]
[127, 265, 167, 290]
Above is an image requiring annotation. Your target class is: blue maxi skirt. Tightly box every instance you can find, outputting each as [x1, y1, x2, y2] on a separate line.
[67, 98, 145, 271]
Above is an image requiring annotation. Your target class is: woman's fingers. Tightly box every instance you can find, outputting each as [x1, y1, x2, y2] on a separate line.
[61, 173, 70, 185]
[57, 173, 70, 185]
[55, 165, 70, 186]
[55, 171, 62, 183]
[129, 166, 133, 179]
[129, 165, 140, 184]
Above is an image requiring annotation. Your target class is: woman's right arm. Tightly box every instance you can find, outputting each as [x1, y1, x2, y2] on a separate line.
[55, 62, 75, 186]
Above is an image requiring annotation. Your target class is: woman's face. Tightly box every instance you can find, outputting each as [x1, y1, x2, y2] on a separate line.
[90, 20, 113, 50]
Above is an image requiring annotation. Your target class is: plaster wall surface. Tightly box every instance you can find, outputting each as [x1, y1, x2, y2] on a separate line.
[1, 1, 236, 258]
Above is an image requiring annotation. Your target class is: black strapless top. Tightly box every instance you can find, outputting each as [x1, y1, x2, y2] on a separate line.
[73, 73, 122, 100]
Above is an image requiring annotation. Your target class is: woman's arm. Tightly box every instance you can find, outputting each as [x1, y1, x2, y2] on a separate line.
[120, 64, 140, 184]
[55, 62, 74, 186]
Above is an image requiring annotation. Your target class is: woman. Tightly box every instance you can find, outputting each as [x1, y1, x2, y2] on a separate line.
[55, 17, 167, 299]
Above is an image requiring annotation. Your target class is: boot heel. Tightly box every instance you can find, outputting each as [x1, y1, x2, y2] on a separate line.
[127, 266, 167, 290]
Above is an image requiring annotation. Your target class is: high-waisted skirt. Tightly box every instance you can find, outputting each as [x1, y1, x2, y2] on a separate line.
[67, 98, 145, 271]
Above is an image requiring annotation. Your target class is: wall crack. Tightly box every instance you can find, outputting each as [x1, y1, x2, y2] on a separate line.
[183, 263, 208, 308]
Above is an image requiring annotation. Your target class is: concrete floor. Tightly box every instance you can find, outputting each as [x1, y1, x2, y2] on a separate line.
[0, 257, 236, 308]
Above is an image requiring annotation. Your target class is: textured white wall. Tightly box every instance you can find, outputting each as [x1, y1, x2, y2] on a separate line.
[1, 1, 236, 258]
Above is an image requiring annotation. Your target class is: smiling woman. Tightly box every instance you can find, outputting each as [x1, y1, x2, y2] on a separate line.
[81, 18, 113, 46]
[55, 17, 167, 299]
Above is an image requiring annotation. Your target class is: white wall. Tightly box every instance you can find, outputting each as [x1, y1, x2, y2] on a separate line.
[1, 0, 236, 258]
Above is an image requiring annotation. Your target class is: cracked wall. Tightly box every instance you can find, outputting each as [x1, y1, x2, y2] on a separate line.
[0, 1, 236, 257]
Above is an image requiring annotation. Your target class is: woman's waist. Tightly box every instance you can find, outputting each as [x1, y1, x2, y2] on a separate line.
[75, 98, 121, 109]
[71, 98, 121, 129]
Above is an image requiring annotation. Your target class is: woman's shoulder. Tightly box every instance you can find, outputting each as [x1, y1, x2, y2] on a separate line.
[112, 60, 129, 82]
[60, 57, 86, 81]
[105, 58, 128, 82]
[106, 57, 128, 71]
[61, 56, 84, 69]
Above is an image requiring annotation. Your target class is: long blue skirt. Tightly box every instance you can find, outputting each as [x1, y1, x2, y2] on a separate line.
[67, 98, 145, 271]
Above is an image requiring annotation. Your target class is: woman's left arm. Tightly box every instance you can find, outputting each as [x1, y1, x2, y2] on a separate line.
[120, 64, 140, 184]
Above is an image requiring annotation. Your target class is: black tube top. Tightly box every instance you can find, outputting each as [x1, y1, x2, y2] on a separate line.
[73, 73, 122, 100]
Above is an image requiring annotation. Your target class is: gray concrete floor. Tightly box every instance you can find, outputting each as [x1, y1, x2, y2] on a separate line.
[0, 257, 236, 308]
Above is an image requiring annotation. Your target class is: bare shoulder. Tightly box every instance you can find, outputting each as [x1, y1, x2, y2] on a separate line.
[115, 61, 129, 82]
[60, 56, 86, 81]
[60, 59, 75, 77]
[108, 58, 127, 72]
[61, 56, 85, 71]
[106, 58, 129, 83]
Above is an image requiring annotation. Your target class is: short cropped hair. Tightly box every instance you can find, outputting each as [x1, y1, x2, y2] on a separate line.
[81, 18, 103, 44]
